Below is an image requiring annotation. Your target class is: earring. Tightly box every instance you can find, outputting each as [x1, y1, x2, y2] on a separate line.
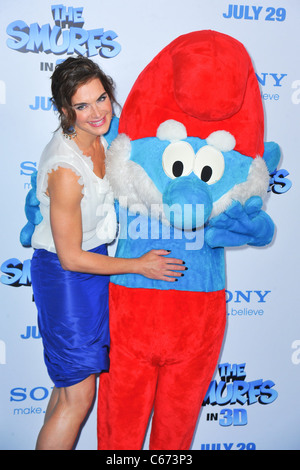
[63, 127, 77, 140]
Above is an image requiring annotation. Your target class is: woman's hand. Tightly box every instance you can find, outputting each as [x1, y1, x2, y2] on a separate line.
[137, 249, 186, 282]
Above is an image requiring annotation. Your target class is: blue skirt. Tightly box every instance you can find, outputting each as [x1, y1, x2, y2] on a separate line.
[31, 245, 110, 388]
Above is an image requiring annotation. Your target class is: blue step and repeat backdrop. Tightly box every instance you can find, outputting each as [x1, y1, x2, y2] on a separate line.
[0, 0, 299, 450]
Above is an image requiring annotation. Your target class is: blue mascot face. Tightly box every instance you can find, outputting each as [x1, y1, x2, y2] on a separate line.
[127, 120, 257, 230]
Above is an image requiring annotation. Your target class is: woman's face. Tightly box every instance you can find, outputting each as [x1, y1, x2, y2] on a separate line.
[70, 77, 113, 138]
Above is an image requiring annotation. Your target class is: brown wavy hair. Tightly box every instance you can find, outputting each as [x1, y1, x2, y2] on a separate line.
[51, 56, 118, 134]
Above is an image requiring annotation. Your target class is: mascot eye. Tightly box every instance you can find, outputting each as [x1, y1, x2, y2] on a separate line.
[162, 142, 195, 179]
[194, 145, 225, 185]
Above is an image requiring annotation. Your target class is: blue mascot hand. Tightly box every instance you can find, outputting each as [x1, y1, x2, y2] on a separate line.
[205, 196, 275, 248]
[20, 171, 42, 247]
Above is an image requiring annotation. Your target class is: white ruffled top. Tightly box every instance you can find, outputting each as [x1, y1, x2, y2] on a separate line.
[31, 130, 117, 253]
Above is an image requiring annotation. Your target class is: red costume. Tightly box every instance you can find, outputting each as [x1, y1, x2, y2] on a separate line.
[97, 31, 274, 450]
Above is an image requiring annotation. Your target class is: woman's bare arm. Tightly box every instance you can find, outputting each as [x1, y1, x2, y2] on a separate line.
[47, 167, 185, 281]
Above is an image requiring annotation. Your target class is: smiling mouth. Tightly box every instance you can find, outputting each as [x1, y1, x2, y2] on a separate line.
[88, 117, 106, 127]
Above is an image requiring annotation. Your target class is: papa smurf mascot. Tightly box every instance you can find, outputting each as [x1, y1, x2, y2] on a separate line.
[20, 30, 281, 451]
[96, 30, 281, 450]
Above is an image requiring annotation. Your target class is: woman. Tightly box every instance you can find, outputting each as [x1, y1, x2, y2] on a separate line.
[30, 56, 185, 450]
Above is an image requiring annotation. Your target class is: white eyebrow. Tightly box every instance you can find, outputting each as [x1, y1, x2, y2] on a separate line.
[156, 120, 187, 142]
[206, 130, 236, 152]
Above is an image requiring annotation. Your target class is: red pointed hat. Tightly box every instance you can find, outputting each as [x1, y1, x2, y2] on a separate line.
[118, 30, 264, 158]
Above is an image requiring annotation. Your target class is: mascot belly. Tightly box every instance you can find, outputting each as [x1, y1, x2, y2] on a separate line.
[97, 30, 280, 450]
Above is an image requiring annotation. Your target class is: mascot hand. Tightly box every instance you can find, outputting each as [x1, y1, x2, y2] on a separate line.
[20, 171, 42, 247]
[205, 196, 275, 248]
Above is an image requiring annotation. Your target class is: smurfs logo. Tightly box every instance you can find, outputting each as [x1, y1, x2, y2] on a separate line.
[0, 258, 31, 287]
[6, 4, 121, 58]
[203, 362, 278, 427]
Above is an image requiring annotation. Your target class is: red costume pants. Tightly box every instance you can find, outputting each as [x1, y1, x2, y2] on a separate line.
[97, 284, 226, 450]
